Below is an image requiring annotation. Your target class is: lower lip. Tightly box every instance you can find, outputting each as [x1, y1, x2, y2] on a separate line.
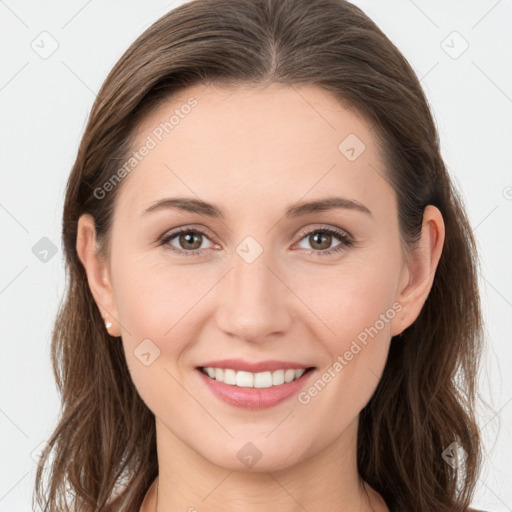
[196, 368, 316, 410]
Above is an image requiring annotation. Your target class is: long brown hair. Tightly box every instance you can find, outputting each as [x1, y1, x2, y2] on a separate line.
[34, 0, 486, 510]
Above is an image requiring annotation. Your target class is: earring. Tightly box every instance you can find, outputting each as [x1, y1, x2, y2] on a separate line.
[104, 314, 113, 330]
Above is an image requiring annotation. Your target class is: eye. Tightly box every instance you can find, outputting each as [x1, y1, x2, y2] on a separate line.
[295, 226, 354, 256]
[158, 225, 354, 257]
[159, 228, 216, 256]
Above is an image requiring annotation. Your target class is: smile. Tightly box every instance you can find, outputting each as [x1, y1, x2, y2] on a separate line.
[200, 367, 312, 388]
[196, 365, 316, 410]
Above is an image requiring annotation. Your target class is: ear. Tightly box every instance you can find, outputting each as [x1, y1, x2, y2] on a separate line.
[76, 213, 122, 337]
[390, 205, 445, 337]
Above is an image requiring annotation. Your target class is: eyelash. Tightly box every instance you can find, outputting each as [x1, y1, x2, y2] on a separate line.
[158, 226, 354, 258]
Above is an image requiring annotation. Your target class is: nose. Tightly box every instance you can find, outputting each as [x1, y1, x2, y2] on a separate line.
[215, 247, 292, 343]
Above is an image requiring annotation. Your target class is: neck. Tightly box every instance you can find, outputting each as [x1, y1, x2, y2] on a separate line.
[145, 416, 387, 512]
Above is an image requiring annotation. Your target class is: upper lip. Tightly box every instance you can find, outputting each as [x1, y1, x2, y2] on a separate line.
[198, 359, 315, 373]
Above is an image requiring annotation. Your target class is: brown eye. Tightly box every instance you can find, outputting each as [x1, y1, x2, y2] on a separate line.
[178, 231, 203, 250]
[160, 228, 215, 256]
[308, 231, 333, 250]
[296, 227, 354, 256]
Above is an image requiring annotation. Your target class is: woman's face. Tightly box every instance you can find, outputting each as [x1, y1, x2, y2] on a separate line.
[79, 82, 439, 472]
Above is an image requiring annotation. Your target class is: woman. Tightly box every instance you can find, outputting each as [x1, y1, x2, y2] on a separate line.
[34, 0, 488, 511]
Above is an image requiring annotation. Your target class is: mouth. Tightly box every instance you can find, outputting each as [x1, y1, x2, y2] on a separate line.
[195, 361, 317, 410]
[197, 366, 316, 388]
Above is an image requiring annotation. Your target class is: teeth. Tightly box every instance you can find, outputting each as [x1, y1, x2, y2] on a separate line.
[237, 371, 254, 387]
[223, 369, 237, 385]
[201, 367, 307, 387]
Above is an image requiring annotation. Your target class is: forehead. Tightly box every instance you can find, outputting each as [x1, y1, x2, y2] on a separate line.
[116, 82, 392, 219]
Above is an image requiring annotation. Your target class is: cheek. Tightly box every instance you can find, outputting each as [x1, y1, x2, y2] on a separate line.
[300, 254, 400, 344]
[110, 257, 211, 397]
[294, 277, 395, 442]
[113, 254, 211, 342]
[291, 250, 400, 412]
[112, 265, 209, 420]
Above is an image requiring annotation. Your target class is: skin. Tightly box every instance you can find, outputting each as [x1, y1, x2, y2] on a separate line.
[76, 82, 445, 512]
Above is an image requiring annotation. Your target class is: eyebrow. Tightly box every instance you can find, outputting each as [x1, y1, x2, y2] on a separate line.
[141, 196, 372, 219]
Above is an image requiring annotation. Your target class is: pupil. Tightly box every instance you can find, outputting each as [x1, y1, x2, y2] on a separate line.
[182, 232, 200, 249]
[313, 232, 330, 249]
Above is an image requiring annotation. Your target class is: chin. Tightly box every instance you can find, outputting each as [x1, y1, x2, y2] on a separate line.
[201, 438, 308, 473]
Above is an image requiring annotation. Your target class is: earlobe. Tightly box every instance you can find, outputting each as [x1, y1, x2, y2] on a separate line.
[390, 205, 445, 337]
[76, 214, 122, 337]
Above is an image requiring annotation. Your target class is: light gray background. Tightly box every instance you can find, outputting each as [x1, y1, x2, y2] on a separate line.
[1, 1, 511, 510]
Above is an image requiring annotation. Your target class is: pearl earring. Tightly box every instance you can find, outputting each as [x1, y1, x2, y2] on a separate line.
[104, 314, 113, 329]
